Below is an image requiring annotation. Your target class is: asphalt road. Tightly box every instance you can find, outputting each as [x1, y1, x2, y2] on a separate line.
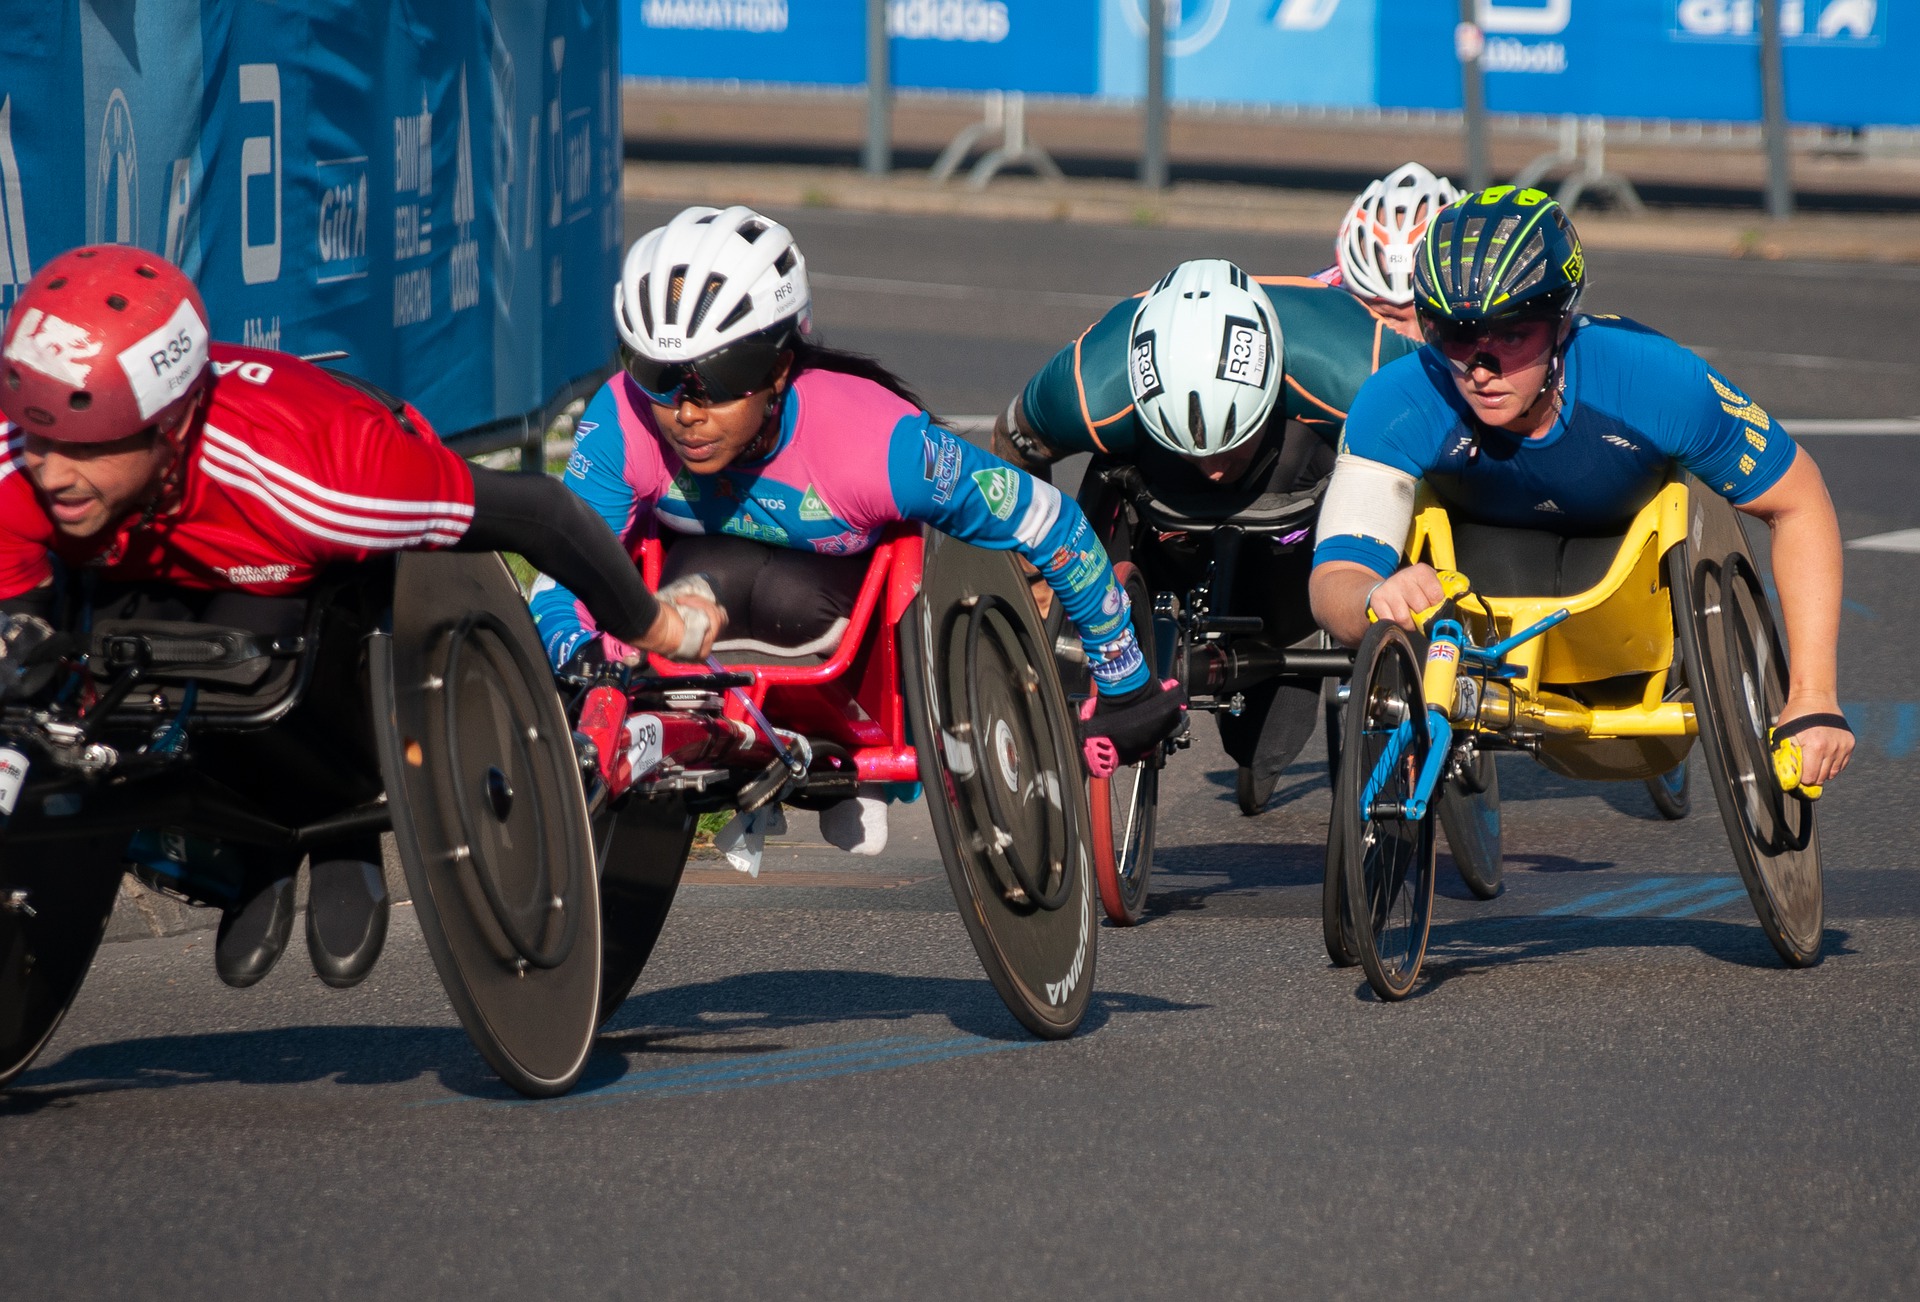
[4, 207, 1918, 1300]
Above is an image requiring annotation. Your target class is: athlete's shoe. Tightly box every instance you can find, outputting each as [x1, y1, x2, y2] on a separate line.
[305, 859, 391, 989]
[820, 786, 889, 856]
[1236, 764, 1278, 818]
[214, 870, 297, 988]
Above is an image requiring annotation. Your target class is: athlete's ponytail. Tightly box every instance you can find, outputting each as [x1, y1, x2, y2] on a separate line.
[788, 337, 935, 419]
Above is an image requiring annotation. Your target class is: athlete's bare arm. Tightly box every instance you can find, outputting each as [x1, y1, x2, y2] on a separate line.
[991, 396, 1057, 485]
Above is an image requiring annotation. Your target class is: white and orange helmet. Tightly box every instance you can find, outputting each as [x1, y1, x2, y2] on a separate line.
[1335, 162, 1460, 307]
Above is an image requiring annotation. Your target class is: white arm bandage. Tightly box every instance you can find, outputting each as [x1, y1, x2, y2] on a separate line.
[1316, 453, 1419, 556]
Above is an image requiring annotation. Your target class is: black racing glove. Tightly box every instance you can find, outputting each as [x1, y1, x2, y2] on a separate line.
[1080, 677, 1187, 776]
[0, 614, 63, 702]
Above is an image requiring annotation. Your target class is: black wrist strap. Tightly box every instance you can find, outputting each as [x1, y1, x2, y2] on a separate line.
[1770, 712, 1851, 742]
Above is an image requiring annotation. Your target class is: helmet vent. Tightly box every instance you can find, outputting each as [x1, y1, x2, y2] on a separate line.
[46, 277, 65, 290]
[68, 391, 91, 411]
[686, 273, 727, 336]
[106, 294, 127, 311]
[635, 274, 655, 336]
[1187, 390, 1206, 447]
[1219, 405, 1237, 451]
[664, 265, 689, 325]
[135, 265, 157, 279]
[739, 219, 768, 242]
[773, 248, 796, 277]
[716, 297, 754, 333]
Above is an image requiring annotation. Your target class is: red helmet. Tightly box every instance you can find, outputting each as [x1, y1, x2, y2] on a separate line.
[1, 245, 212, 443]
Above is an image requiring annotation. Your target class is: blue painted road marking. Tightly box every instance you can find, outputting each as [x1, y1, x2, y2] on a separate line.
[1590, 878, 1740, 918]
[1659, 884, 1753, 919]
[1539, 878, 1679, 917]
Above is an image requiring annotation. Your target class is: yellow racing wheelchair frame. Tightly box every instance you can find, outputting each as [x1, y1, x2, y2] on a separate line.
[1330, 470, 1824, 1001]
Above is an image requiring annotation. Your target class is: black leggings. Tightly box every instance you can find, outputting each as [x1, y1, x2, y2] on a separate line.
[661, 534, 867, 653]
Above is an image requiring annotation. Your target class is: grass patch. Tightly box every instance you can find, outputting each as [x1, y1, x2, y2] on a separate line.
[693, 809, 731, 848]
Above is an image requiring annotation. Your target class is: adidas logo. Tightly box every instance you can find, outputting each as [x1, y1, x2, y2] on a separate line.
[1535, 499, 1563, 513]
[1601, 433, 1639, 451]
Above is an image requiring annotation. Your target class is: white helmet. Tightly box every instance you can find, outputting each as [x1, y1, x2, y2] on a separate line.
[1127, 260, 1283, 458]
[1336, 162, 1460, 307]
[614, 204, 811, 362]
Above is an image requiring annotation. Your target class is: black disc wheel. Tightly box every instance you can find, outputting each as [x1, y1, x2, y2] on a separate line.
[1645, 758, 1692, 820]
[1337, 622, 1437, 1001]
[1089, 562, 1161, 925]
[1673, 548, 1823, 966]
[905, 533, 1095, 1040]
[374, 552, 603, 1098]
[1437, 745, 1503, 900]
[0, 832, 125, 1088]
[593, 795, 696, 1027]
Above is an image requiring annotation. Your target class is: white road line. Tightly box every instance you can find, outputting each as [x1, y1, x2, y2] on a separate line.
[810, 272, 1119, 309]
[1788, 419, 1920, 435]
[1847, 529, 1920, 553]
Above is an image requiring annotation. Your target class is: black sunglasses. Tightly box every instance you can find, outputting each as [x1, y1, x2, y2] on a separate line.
[625, 336, 790, 407]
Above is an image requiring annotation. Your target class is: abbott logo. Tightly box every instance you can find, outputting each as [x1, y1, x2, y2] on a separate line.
[239, 64, 281, 285]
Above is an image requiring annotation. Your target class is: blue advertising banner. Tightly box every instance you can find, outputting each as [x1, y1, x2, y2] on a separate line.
[625, 0, 1099, 94]
[1376, 0, 1917, 127]
[0, 1, 623, 440]
[624, 0, 1916, 128]
[1098, 0, 1378, 108]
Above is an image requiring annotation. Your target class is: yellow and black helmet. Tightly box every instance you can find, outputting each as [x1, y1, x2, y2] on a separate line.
[1413, 185, 1584, 327]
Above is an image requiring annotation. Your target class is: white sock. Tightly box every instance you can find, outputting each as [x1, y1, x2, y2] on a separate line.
[819, 784, 889, 856]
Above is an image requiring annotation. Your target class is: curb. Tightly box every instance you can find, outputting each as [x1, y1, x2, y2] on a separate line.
[625, 161, 1920, 266]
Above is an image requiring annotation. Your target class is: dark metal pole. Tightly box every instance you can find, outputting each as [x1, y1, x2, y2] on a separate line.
[1457, 1, 1489, 190]
[1141, 0, 1168, 190]
[1758, 0, 1793, 219]
[864, 0, 891, 176]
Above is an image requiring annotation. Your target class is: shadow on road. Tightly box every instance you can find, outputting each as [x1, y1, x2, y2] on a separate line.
[1343, 915, 1857, 1003]
[3, 1024, 504, 1110]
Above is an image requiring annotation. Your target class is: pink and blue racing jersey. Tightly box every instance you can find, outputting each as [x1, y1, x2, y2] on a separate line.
[529, 367, 1149, 694]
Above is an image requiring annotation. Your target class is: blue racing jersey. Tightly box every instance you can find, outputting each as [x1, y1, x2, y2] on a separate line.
[1313, 314, 1797, 577]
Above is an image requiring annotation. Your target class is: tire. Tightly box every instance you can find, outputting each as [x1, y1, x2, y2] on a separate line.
[1321, 808, 1359, 967]
[1089, 562, 1161, 925]
[1672, 547, 1823, 967]
[0, 833, 126, 1089]
[1437, 747, 1503, 900]
[1337, 622, 1437, 1001]
[904, 534, 1096, 1040]
[1645, 758, 1691, 820]
[594, 795, 696, 1027]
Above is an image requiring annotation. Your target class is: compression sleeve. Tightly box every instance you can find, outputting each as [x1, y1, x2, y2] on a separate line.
[890, 423, 1149, 695]
[459, 467, 659, 658]
[1311, 454, 1418, 578]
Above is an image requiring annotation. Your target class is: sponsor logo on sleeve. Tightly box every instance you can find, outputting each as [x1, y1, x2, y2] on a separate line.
[1129, 330, 1163, 400]
[1100, 581, 1125, 617]
[1217, 315, 1270, 389]
[565, 450, 592, 480]
[814, 528, 874, 555]
[1090, 633, 1145, 685]
[218, 562, 297, 587]
[922, 429, 963, 505]
[1745, 429, 1767, 452]
[972, 466, 1020, 521]
[1738, 453, 1757, 476]
[665, 471, 699, 502]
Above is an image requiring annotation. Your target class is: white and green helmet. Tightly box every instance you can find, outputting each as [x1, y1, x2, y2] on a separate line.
[1126, 259, 1284, 458]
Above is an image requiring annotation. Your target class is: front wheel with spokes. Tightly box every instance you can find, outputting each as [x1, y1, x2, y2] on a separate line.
[1337, 621, 1437, 1001]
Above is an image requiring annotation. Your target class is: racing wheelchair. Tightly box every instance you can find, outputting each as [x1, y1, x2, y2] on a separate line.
[0, 550, 609, 1097]
[561, 525, 1100, 1040]
[1332, 471, 1825, 1000]
[1065, 452, 1504, 925]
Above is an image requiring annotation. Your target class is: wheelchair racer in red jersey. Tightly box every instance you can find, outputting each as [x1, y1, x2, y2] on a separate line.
[529, 206, 1187, 856]
[0, 246, 718, 991]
